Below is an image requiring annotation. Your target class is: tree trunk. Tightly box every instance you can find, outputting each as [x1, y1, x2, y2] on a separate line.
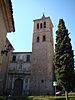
[65, 90, 69, 100]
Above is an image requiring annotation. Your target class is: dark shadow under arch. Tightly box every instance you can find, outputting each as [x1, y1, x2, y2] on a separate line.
[13, 78, 23, 96]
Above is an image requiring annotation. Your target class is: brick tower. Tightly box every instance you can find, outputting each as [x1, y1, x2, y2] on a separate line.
[30, 15, 54, 95]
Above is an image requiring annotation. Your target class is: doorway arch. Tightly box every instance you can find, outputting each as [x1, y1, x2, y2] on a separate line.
[14, 78, 23, 96]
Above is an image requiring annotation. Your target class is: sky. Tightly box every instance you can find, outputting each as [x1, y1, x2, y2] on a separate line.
[7, 0, 75, 54]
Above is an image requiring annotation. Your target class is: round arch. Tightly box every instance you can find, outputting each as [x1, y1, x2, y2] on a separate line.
[13, 78, 23, 96]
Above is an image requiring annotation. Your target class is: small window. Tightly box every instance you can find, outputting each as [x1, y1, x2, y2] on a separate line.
[26, 55, 30, 62]
[40, 23, 42, 29]
[44, 22, 46, 28]
[41, 80, 44, 83]
[37, 23, 39, 29]
[12, 55, 16, 62]
[43, 35, 46, 41]
[37, 36, 39, 42]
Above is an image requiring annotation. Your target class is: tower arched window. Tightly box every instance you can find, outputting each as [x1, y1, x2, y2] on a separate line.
[37, 23, 39, 29]
[44, 22, 46, 28]
[40, 23, 42, 29]
[37, 36, 39, 42]
[43, 35, 46, 41]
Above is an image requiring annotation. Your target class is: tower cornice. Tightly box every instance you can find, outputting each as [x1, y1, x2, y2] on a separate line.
[33, 16, 53, 27]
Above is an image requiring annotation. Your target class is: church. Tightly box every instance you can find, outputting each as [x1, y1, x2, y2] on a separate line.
[7, 14, 54, 96]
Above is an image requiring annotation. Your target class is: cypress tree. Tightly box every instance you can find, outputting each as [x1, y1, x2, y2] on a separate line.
[54, 19, 74, 99]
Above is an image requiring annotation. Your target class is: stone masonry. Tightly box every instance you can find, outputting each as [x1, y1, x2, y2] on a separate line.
[30, 15, 54, 95]
[7, 15, 54, 96]
[0, 0, 15, 94]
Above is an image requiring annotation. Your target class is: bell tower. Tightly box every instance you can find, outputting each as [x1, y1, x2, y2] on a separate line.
[30, 15, 54, 95]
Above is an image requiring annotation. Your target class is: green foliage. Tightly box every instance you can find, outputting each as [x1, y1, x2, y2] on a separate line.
[54, 19, 75, 92]
[0, 95, 75, 100]
[0, 97, 6, 100]
[5, 95, 75, 100]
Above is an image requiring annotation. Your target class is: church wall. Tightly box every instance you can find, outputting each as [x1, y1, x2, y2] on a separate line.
[0, 4, 7, 92]
[7, 16, 54, 96]
[0, 0, 15, 94]
[7, 52, 31, 95]
[0, 2, 7, 65]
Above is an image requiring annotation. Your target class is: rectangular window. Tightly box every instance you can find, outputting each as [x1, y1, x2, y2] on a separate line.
[43, 35, 46, 41]
[12, 55, 16, 62]
[26, 55, 30, 62]
[37, 36, 39, 42]
[37, 23, 39, 29]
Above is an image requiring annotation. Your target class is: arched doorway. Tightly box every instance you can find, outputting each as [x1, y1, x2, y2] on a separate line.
[13, 78, 23, 96]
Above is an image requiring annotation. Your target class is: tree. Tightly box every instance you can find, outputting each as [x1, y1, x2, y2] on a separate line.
[54, 19, 74, 100]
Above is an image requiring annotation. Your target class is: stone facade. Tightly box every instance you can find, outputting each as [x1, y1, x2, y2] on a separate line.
[0, 0, 15, 94]
[7, 15, 54, 96]
[1, 38, 14, 94]
[7, 52, 31, 95]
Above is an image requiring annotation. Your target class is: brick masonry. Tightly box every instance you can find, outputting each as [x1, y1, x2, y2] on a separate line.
[30, 16, 54, 95]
